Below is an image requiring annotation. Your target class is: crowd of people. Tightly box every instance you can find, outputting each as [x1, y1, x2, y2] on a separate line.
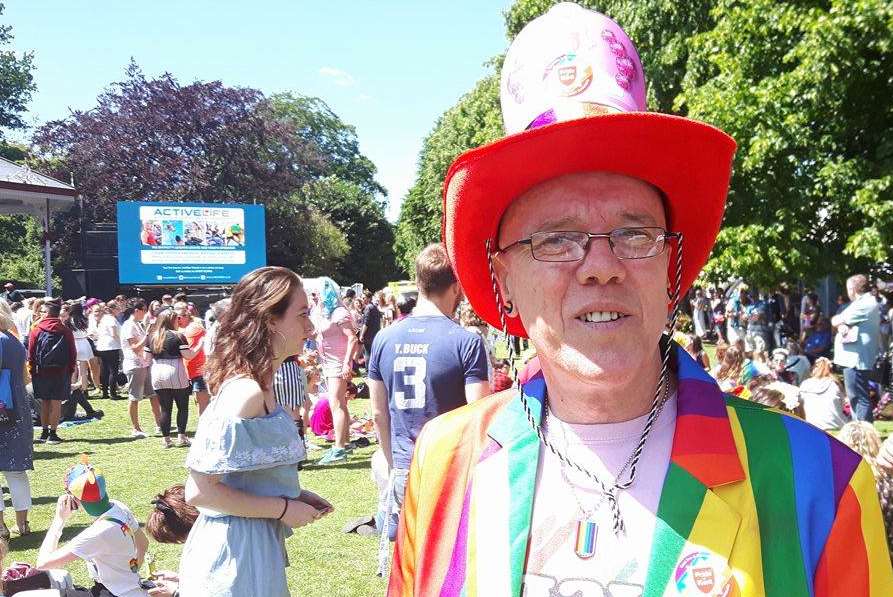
[2, 4, 893, 596]
[4, 259, 889, 595]
[0, 254, 515, 595]
[680, 273, 892, 428]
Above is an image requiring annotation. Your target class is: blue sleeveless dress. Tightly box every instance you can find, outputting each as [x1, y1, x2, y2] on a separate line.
[178, 381, 306, 597]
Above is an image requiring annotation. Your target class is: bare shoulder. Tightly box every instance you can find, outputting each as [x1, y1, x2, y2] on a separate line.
[215, 377, 267, 419]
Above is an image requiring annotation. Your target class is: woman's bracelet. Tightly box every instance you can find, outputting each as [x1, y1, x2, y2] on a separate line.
[277, 497, 290, 520]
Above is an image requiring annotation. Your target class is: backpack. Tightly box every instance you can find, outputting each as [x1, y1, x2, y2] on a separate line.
[33, 328, 70, 372]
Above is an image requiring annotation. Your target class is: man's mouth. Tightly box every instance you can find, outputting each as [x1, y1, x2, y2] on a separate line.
[576, 311, 630, 323]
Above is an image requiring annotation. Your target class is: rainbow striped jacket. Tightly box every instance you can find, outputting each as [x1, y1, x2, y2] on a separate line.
[388, 345, 893, 596]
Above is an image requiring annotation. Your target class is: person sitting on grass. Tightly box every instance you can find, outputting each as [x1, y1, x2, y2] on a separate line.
[798, 357, 851, 432]
[142, 484, 200, 597]
[711, 345, 743, 392]
[36, 456, 149, 597]
[747, 377, 805, 419]
[803, 315, 834, 362]
[685, 335, 710, 370]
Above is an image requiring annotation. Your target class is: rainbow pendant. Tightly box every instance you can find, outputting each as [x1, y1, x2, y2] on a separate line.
[574, 519, 598, 559]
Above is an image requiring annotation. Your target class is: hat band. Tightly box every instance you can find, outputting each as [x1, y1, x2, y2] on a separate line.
[526, 102, 625, 131]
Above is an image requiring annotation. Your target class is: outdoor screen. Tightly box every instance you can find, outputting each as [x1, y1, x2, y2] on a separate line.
[116, 201, 266, 285]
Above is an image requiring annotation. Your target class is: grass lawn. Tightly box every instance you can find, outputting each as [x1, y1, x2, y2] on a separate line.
[3, 392, 387, 597]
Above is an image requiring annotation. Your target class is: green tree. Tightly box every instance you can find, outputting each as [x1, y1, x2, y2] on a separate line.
[683, 0, 893, 285]
[30, 66, 399, 285]
[266, 194, 349, 277]
[394, 74, 503, 273]
[267, 92, 401, 286]
[300, 176, 400, 290]
[0, 140, 28, 161]
[0, 215, 47, 287]
[268, 92, 384, 196]
[0, 2, 36, 136]
[399, 0, 893, 285]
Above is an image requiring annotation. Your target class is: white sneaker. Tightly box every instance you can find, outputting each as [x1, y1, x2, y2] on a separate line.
[131, 430, 147, 438]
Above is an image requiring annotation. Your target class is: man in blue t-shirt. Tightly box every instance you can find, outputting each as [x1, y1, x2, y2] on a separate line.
[368, 243, 490, 541]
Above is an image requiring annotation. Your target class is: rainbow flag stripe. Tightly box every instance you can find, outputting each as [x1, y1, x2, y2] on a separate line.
[388, 344, 893, 596]
[574, 520, 598, 559]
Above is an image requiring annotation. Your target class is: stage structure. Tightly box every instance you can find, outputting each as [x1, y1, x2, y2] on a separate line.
[0, 157, 77, 296]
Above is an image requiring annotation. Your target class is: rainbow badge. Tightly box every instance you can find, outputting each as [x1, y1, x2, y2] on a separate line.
[574, 519, 598, 559]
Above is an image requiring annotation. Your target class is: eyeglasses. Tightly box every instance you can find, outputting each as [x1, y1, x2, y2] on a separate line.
[496, 227, 677, 262]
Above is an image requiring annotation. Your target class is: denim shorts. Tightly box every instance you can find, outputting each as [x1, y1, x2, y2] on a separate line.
[190, 375, 208, 392]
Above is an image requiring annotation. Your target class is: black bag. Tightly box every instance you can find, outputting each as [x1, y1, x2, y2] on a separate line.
[115, 370, 128, 387]
[32, 328, 71, 372]
[3, 570, 52, 595]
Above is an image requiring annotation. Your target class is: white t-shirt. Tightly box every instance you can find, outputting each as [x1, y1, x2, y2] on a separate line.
[120, 317, 150, 372]
[67, 500, 147, 597]
[95, 314, 122, 351]
[800, 377, 851, 431]
[13, 308, 30, 339]
[524, 393, 677, 596]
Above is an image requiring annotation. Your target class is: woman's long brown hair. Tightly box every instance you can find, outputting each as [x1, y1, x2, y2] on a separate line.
[716, 346, 743, 381]
[151, 309, 180, 355]
[206, 266, 302, 394]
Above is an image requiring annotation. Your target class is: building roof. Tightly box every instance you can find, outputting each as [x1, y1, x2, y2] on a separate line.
[0, 156, 77, 196]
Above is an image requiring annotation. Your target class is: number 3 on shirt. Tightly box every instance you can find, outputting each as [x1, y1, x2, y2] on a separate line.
[394, 356, 427, 409]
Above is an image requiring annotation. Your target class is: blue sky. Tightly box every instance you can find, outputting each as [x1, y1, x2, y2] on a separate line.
[6, 0, 512, 220]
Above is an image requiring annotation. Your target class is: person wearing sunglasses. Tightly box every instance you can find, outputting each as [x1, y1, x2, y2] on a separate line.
[387, 4, 892, 596]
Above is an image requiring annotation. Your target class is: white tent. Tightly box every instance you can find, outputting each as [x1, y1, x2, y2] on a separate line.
[0, 156, 77, 296]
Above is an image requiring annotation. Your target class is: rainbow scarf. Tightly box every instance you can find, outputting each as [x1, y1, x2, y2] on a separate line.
[388, 344, 893, 596]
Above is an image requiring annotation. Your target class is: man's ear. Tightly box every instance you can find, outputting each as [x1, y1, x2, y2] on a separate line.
[492, 254, 519, 319]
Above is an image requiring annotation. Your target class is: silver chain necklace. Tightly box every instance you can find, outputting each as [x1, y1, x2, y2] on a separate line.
[484, 233, 685, 539]
[521, 360, 670, 537]
[546, 384, 671, 520]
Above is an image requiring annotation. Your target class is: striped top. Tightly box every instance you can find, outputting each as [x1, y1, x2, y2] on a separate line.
[274, 357, 306, 410]
[388, 343, 893, 596]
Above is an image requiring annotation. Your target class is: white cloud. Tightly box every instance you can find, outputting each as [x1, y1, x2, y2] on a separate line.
[318, 66, 355, 87]
[356, 93, 373, 102]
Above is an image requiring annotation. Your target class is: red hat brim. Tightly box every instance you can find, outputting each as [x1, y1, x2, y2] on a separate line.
[443, 112, 736, 338]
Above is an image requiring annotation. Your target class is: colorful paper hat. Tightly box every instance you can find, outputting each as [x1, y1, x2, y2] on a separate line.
[442, 2, 736, 338]
[65, 454, 111, 516]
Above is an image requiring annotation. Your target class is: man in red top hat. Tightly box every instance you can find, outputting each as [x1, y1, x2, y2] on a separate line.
[388, 4, 892, 596]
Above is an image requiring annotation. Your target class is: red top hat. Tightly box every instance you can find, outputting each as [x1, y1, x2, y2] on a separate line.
[442, 3, 736, 338]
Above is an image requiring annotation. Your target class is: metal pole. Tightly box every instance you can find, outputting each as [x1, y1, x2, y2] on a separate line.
[43, 197, 53, 296]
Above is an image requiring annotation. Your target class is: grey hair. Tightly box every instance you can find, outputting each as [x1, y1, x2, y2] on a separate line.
[0, 300, 15, 332]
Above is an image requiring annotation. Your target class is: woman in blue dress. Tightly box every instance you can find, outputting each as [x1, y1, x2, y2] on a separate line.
[179, 267, 334, 596]
[0, 301, 32, 540]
